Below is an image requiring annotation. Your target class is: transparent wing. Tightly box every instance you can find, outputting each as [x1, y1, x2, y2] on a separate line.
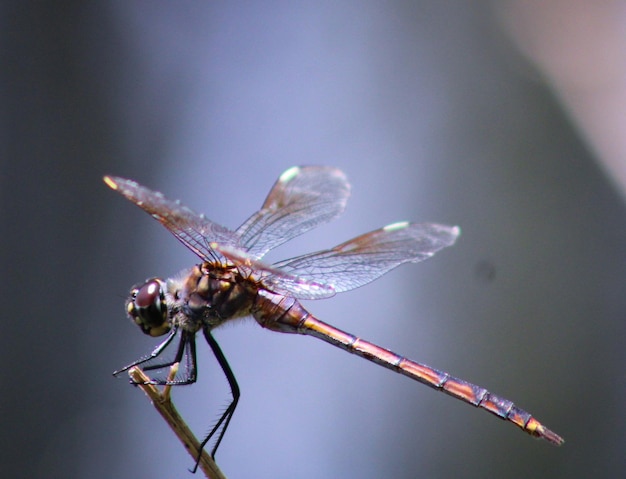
[104, 176, 238, 263]
[269, 222, 460, 295]
[235, 166, 351, 259]
[210, 242, 336, 300]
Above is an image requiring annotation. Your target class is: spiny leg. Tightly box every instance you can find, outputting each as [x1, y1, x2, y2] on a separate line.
[113, 326, 179, 376]
[191, 328, 240, 472]
[143, 330, 198, 385]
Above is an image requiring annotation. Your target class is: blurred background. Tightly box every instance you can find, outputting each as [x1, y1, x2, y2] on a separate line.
[3, 2, 626, 478]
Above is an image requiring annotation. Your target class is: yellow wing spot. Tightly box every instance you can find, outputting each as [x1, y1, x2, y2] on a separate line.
[103, 176, 118, 190]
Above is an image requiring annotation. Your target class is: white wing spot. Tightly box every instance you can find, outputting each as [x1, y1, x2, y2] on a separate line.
[383, 221, 409, 232]
[279, 166, 300, 183]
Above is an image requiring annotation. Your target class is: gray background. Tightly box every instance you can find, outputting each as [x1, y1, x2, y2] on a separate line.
[3, 2, 625, 478]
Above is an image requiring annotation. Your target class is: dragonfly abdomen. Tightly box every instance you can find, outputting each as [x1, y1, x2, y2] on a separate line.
[396, 359, 564, 444]
[287, 309, 564, 446]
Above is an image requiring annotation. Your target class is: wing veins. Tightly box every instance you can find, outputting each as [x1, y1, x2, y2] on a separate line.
[270, 222, 460, 294]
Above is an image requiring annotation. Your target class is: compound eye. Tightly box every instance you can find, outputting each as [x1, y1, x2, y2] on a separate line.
[128, 279, 170, 337]
[136, 279, 162, 309]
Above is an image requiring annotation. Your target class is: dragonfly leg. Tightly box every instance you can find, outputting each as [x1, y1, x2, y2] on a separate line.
[190, 327, 240, 472]
[113, 327, 198, 386]
[142, 330, 198, 385]
[112, 326, 179, 376]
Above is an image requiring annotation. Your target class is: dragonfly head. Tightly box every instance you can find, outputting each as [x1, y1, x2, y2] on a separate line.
[126, 278, 171, 337]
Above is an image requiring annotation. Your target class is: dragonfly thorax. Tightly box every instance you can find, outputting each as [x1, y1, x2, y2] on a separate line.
[172, 263, 257, 331]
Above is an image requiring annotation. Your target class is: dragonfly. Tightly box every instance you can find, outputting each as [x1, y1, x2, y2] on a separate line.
[105, 165, 563, 466]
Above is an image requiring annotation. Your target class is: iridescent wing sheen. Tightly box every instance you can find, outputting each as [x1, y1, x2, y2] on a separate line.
[268, 222, 460, 296]
[103, 176, 238, 263]
[235, 166, 351, 259]
[105, 173, 459, 300]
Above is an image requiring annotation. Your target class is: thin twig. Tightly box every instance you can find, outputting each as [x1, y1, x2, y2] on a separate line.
[128, 366, 227, 479]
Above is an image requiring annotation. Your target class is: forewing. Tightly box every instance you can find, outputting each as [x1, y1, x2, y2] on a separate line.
[270, 222, 460, 294]
[104, 176, 238, 263]
[235, 166, 351, 259]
